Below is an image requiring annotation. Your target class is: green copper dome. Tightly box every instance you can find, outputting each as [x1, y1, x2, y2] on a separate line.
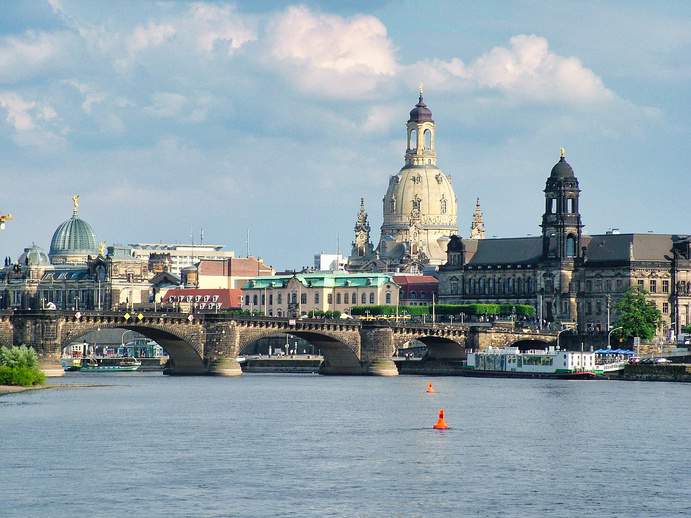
[49, 197, 97, 260]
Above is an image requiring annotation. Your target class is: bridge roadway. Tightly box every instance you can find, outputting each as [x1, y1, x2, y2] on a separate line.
[0, 310, 559, 377]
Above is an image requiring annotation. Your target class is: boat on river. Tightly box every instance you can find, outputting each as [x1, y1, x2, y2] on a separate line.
[77, 356, 142, 372]
[464, 347, 603, 379]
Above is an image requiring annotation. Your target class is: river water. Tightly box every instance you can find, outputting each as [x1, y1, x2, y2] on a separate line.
[1, 373, 689, 518]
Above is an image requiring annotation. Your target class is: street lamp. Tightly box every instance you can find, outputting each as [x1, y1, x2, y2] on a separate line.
[607, 326, 623, 349]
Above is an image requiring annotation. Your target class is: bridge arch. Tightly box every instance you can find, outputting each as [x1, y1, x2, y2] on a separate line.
[398, 335, 467, 360]
[237, 328, 362, 375]
[61, 321, 206, 375]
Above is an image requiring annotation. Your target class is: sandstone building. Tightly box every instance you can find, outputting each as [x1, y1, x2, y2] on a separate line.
[437, 150, 691, 338]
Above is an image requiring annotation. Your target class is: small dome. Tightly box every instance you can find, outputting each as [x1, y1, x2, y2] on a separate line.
[409, 95, 433, 123]
[550, 156, 575, 179]
[447, 235, 464, 253]
[49, 215, 97, 258]
[18, 244, 50, 267]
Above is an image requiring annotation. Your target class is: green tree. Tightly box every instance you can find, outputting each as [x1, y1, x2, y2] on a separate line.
[682, 324, 691, 334]
[613, 289, 661, 341]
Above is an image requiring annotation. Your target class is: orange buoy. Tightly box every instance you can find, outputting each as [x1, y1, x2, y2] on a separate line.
[433, 408, 449, 430]
[426, 383, 435, 393]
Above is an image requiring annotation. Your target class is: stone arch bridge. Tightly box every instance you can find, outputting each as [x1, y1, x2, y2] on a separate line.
[0, 311, 559, 376]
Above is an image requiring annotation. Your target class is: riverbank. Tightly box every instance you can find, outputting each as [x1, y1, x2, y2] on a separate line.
[0, 384, 51, 396]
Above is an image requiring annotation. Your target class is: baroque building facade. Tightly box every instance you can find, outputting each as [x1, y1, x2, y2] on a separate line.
[0, 197, 178, 311]
[438, 151, 691, 338]
[348, 92, 458, 273]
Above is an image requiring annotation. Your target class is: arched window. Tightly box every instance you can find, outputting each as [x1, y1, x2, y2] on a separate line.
[517, 278, 524, 295]
[385, 292, 392, 304]
[423, 129, 431, 150]
[527, 278, 533, 294]
[547, 198, 555, 214]
[450, 277, 458, 294]
[566, 236, 576, 257]
[351, 292, 357, 304]
[369, 292, 375, 304]
[244, 295, 250, 305]
[508, 278, 514, 294]
[410, 129, 417, 150]
[253, 295, 258, 305]
[410, 291, 417, 300]
[480, 278, 486, 295]
[277, 309, 283, 317]
[277, 293, 282, 304]
[567, 198, 575, 213]
[361, 293, 367, 304]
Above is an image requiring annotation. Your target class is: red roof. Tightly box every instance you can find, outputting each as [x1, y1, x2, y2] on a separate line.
[392, 275, 438, 286]
[163, 288, 242, 309]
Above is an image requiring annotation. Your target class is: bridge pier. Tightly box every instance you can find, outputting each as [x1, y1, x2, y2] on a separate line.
[360, 323, 398, 376]
[207, 358, 243, 376]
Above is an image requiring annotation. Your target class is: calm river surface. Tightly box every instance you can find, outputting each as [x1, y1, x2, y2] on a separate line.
[1, 373, 690, 518]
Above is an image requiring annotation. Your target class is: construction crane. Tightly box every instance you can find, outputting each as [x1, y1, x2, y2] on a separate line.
[0, 213, 12, 230]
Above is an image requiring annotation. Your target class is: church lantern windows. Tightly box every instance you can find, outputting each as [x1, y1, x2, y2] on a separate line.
[566, 236, 577, 258]
[423, 129, 432, 150]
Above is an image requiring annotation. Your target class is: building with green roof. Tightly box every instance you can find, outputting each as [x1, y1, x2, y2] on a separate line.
[241, 272, 400, 317]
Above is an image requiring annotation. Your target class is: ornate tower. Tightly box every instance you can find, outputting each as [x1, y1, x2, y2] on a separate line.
[469, 198, 486, 239]
[351, 198, 374, 258]
[377, 89, 458, 271]
[540, 148, 583, 260]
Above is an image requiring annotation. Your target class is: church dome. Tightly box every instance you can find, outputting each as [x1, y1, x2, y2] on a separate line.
[18, 244, 50, 267]
[408, 95, 433, 123]
[550, 156, 575, 179]
[49, 196, 97, 263]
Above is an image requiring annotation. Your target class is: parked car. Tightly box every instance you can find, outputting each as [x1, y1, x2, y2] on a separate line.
[628, 356, 641, 364]
[656, 358, 672, 364]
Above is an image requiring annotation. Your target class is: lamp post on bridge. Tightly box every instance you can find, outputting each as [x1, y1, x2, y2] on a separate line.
[556, 328, 571, 350]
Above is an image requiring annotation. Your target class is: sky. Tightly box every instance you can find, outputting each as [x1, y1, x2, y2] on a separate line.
[0, 0, 689, 270]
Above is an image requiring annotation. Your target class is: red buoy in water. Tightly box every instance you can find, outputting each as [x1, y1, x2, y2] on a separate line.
[426, 383, 435, 393]
[433, 408, 448, 430]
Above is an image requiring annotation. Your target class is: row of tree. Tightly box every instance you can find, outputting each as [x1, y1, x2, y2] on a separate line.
[350, 303, 536, 317]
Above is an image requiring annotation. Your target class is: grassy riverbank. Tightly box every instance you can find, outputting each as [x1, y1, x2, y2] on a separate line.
[0, 384, 51, 396]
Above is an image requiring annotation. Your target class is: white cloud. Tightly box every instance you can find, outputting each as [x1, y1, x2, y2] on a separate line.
[188, 3, 256, 54]
[146, 92, 187, 118]
[0, 30, 69, 83]
[265, 6, 398, 99]
[63, 80, 106, 113]
[410, 35, 613, 104]
[362, 104, 400, 134]
[127, 22, 176, 55]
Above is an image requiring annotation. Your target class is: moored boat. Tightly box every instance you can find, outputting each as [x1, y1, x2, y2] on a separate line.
[464, 346, 604, 379]
[79, 356, 141, 372]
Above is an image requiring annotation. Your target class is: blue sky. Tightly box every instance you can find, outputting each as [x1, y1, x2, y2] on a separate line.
[0, 1, 689, 270]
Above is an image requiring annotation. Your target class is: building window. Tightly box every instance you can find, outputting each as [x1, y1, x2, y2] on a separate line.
[328, 293, 333, 304]
[253, 295, 258, 306]
[351, 293, 357, 304]
[361, 293, 367, 304]
[526, 278, 533, 294]
[605, 280, 612, 292]
[336, 293, 341, 304]
[245, 295, 250, 305]
[314, 293, 320, 304]
[596, 300, 602, 314]
[517, 278, 524, 295]
[586, 280, 592, 292]
[261, 294, 265, 305]
[300, 293, 307, 304]
[369, 292, 375, 304]
[662, 280, 669, 294]
[450, 278, 458, 294]
[277, 293, 282, 304]
[586, 302, 592, 315]
[663, 302, 669, 314]
[616, 279, 623, 291]
[566, 236, 576, 257]
[650, 280, 657, 293]
[410, 291, 417, 300]
[269, 294, 273, 305]
[567, 198, 575, 213]
[385, 292, 392, 304]
[637, 279, 645, 291]
[547, 198, 555, 214]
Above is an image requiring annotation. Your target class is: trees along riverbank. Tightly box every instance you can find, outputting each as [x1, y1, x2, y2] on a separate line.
[0, 345, 46, 387]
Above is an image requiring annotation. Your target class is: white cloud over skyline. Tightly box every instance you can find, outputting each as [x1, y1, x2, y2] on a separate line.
[0, 1, 687, 268]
